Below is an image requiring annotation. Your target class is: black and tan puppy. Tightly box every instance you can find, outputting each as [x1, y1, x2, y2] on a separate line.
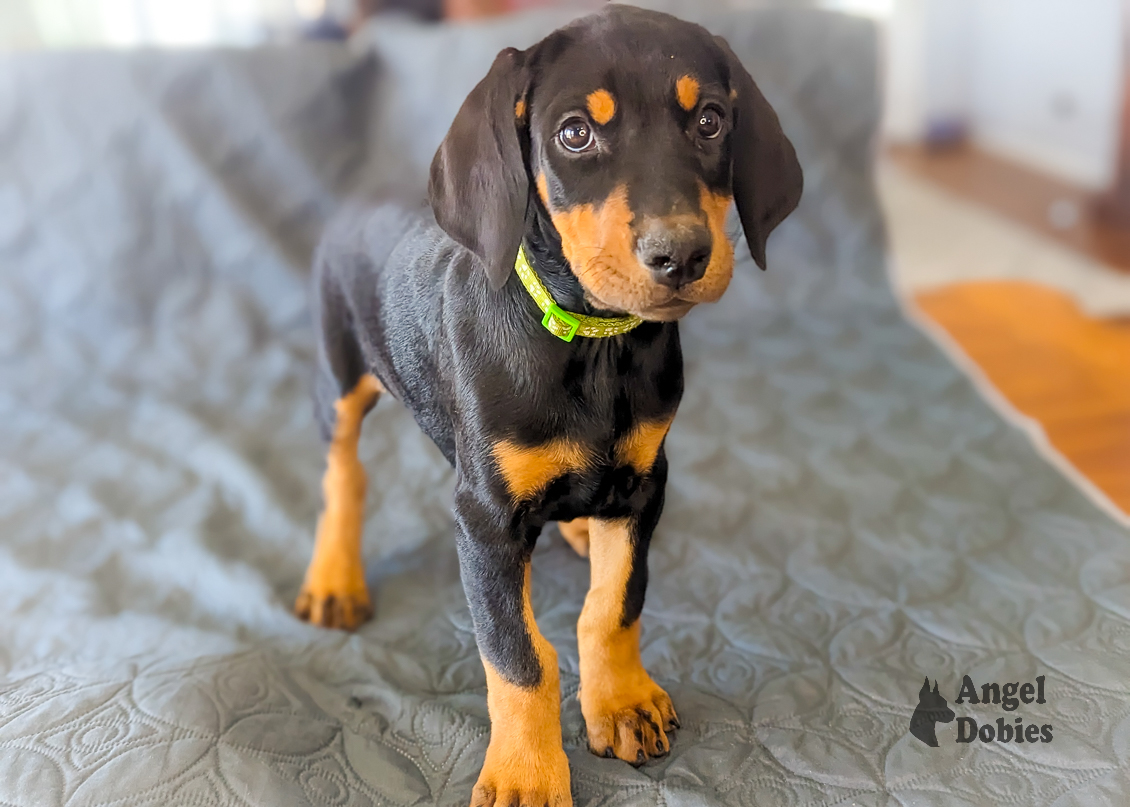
[295, 4, 802, 804]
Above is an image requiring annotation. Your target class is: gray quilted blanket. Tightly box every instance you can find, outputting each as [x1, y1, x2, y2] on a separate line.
[2, 7, 1129, 806]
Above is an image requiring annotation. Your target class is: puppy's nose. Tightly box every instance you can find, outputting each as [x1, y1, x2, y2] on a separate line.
[635, 221, 712, 289]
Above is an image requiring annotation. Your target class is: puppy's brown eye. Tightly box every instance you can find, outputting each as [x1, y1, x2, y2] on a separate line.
[558, 118, 595, 153]
[697, 107, 723, 139]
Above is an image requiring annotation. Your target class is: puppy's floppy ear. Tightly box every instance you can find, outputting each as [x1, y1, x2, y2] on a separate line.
[716, 37, 804, 270]
[429, 47, 531, 290]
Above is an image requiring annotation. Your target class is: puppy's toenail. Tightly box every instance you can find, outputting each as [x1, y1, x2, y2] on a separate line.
[603, 747, 615, 758]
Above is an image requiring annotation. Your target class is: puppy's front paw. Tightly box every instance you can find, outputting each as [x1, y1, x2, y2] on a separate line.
[582, 680, 678, 765]
[470, 744, 571, 807]
[294, 585, 372, 630]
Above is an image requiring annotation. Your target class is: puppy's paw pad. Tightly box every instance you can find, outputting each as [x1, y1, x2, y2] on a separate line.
[584, 686, 678, 765]
[294, 588, 372, 630]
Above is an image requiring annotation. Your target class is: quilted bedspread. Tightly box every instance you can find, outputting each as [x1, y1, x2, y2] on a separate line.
[2, 6, 1129, 806]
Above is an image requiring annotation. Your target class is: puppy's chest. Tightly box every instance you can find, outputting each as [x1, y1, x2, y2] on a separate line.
[492, 413, 673, 520]
[482, 327, 682, 519]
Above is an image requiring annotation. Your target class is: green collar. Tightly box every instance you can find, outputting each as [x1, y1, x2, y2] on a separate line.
[514, 245, 642, 342]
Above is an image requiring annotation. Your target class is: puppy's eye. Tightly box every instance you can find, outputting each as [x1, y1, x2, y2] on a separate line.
[697, 107, 723, 139]
[558, 118, 595, 153]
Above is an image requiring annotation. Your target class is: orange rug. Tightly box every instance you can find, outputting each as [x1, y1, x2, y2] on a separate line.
[916, 280, 1130, 513]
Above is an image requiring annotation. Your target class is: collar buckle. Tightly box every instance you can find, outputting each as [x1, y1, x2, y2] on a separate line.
[541, 304, 581, 342]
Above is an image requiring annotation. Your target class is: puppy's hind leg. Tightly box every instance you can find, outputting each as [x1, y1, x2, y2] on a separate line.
[296, 373, 382, 630]
[558, 518, 590, 557]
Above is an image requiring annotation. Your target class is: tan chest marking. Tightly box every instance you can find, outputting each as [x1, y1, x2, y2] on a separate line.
[615, 416, 674, 474]
[493, 418, 672, 503]
[493, 438, 594, 501]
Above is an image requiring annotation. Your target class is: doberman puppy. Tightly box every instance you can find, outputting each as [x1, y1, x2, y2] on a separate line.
[295, 4, 802, 805]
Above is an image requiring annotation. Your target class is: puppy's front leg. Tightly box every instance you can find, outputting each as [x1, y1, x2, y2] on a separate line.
[454, 486, 571, 807]
[578, 454, 678, 765]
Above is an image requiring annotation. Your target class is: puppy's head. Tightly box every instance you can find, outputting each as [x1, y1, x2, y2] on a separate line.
[429, 4, 803, 321]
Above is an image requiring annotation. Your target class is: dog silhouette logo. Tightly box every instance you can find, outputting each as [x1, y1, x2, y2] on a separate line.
[910, 678, 955, 747]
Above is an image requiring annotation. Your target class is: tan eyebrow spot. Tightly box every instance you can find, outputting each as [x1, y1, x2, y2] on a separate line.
[515, 98, 526, 120]
[730, 88, 738, 101]
[676, 75, 700, 111]
[586, 89, 616, 125]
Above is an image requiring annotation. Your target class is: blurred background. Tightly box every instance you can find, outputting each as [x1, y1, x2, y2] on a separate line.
[3, 0, 1128, 514]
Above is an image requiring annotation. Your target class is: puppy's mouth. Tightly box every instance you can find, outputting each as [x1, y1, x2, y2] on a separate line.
[583, 285, 693, 322]
[633, 297, 697, 322]
[583, 275, 735, 322]
[571, 238, 735, 323]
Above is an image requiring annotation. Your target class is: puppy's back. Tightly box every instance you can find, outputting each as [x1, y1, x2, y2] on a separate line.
[313, 200, 466, 462]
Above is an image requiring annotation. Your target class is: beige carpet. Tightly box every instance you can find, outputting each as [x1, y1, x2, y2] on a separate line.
[879, 160, 1130, 318]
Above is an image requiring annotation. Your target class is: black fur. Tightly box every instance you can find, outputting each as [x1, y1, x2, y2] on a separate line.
[313, 5, 801, 687]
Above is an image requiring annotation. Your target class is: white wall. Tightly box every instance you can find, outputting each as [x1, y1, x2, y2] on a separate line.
[883, 0, 977, 142]
[884, 0, 1124, 190]
[970, 0, 1122, 189]
[1, 0, 304, 48]
[882, 0, 929, 141]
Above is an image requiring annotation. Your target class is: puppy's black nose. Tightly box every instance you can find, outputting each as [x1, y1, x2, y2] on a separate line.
[635, 221, 712, 289]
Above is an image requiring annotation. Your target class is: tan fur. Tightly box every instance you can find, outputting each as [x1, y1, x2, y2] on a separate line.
[515, 98, 527, 120]
[472, 564, 572, 807]
[675, 75, 700, 111]
[493, 438, 593, 501]
[537, 172, 550, 208]
[586, 89, 616, 125]
[295, 374, 382, 630]
[546, 182, 735, 319]
[578, 519, 678, 763]
[549, 185, 670, 315]
[557, 518, 590, 557]
[675, 184, 735, 305]
[616, 417, 674, 474]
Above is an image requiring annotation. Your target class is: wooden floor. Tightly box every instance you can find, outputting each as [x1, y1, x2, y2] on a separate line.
[916, 281, 1130, 513]
[890, 144, 1130, 275]
[892, 143, 1130, 515]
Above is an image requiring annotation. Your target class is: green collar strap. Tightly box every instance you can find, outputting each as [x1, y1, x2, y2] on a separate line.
[514, 245, 642, 342]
